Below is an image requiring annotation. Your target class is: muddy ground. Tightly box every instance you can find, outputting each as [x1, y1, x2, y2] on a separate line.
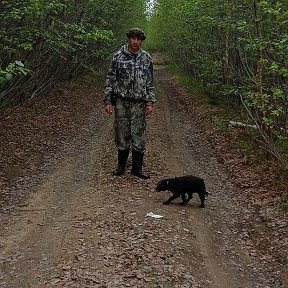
[0, 54, 287, 287]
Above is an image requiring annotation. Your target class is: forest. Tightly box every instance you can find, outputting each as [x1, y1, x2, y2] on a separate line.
[0, 0, 287, 166]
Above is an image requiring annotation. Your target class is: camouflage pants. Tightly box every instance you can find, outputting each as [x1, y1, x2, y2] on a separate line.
[114, 98, 146, 153]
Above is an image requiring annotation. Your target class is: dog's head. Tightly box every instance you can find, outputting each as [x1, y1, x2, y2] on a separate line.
[155, 179, 169, 192]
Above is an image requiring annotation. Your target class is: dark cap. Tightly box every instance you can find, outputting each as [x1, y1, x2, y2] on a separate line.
[126, 27, 146, 40]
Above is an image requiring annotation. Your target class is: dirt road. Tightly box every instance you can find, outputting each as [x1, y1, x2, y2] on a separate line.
[0, 55, 287, 287]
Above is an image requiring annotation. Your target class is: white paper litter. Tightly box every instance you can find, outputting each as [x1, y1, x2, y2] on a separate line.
[146, 212, 163, 219]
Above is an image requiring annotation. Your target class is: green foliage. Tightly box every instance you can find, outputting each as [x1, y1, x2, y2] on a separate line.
[167, 63, 205, 97]
[0, 61, 30, 87]
[148, 0, 288, 163]
[0, 0, 147, 115]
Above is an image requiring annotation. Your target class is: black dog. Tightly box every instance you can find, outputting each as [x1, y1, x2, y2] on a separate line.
[155, 175, 208, 207]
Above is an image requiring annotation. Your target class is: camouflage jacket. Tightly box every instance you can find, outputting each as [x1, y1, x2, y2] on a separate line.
[104, 44, 156, 105]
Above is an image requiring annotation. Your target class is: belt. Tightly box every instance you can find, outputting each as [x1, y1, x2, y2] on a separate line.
[119, 97, 146, 103]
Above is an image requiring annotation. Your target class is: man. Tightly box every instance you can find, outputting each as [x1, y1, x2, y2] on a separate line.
[104, 27, 156, 179]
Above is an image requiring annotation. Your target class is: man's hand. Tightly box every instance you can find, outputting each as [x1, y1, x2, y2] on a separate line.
[145, 105, 153, 117]
[105, 104, 113, 115]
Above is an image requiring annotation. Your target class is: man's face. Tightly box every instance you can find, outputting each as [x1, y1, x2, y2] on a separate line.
[128, 36, 143, 53]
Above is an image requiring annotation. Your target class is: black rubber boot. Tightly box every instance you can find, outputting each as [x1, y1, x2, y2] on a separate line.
[113, 149, 129, 176]
[131, 150, 150, 179]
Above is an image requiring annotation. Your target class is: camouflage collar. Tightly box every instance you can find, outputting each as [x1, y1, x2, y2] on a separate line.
[122, 44, 142, 56]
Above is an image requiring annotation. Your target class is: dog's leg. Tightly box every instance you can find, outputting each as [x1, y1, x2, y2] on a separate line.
[163, 194, 179, 205]
[179, 193, 187, 205]
[184, 192, 193, 204]
[198, 193, 205, 208]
